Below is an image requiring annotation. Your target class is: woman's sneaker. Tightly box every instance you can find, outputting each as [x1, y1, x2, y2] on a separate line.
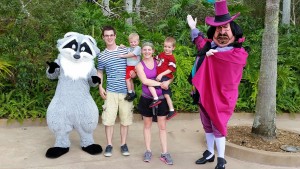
[143, 150, 152, 162]
[160, 153, 173, 165]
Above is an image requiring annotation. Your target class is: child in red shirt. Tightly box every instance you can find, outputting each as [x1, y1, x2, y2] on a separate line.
[148, 37, 177, 120]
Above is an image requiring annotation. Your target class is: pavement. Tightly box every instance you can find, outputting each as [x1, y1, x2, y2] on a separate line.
[0, 113, 299, 169]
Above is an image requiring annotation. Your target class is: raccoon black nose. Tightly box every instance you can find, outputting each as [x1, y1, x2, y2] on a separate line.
[74, 54, 80, 59]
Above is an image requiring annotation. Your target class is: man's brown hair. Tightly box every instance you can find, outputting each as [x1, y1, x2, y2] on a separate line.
[101, 25, 116, 36]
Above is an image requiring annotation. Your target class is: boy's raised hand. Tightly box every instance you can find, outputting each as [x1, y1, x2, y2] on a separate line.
[187, 15, 197, 30]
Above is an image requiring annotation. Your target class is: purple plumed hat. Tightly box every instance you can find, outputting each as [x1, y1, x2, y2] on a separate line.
[205, 0, 240, 27]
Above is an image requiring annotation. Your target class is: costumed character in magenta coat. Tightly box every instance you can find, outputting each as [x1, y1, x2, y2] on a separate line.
[187, 0, 248, 168]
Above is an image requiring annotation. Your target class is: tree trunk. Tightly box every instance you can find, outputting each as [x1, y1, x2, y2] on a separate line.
[291, 0, 297, 25]
[251, 0, 280, 140]
[282, 0, 291, 25]
[135, 0, 141, 17]
[102, 0, 110, 16]
[125, 0, 133, 26]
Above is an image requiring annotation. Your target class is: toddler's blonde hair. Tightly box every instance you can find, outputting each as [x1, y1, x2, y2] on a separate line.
[165, 37, 176, 47]
[129, 33, 139, 41]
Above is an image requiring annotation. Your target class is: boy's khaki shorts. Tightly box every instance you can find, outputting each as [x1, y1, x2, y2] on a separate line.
[101, 91, 134, 126]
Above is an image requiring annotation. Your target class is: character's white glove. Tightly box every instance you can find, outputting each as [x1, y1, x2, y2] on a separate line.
[187, 15, 197, 30]
[206, 49, 218, 57]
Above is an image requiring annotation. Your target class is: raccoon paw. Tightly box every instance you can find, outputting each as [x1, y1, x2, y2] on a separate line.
[91, 76, 101, 84]
[46, 61, 60, 73]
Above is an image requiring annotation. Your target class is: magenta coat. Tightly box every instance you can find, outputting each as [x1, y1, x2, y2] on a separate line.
[192, 38, 248, 136]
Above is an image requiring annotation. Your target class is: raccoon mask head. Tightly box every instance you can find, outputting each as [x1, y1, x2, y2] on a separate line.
[56, 32, 100, 80]
[57, 32, 100, 62]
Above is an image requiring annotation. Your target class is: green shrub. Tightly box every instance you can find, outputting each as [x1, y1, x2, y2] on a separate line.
[0, 0, 299, 121]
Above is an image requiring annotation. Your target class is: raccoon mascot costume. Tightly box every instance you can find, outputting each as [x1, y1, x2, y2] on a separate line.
[46, 32, 102, 158]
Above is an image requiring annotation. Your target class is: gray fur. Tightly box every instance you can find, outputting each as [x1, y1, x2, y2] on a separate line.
[46, 32, 100, 148]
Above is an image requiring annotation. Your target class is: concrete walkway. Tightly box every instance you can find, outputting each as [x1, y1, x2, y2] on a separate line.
[0, 113, 299, 169]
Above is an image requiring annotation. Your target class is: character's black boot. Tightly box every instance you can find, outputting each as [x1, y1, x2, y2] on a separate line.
[215, 157, 227, 169]
[195, 150, 215, 164]
[82, 144, 103, 155]
[45, 147, 69, 158]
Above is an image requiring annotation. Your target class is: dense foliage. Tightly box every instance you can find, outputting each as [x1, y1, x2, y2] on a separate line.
[0, 0, 299, 121]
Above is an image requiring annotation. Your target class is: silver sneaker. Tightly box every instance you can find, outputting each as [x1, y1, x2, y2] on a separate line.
[160, 153, 173, 165]
[104, 145, 113, 157]
[143, 150, 152, 162]
[120, 144, 130, 156]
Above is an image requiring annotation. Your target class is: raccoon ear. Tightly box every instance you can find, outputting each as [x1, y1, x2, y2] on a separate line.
[93, 46, 100, 55]
[85, 35, 97, 46]
[64, 32, 79, 38]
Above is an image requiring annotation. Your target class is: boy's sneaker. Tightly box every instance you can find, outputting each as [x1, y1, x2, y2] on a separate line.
[149, 99, 162, 108]
[166, 110, 177, 120]
[160, 153, 173, 165]
[120, 144, 130, 156]
[126, 92, 137, 102]
[124, 93, 131, 100]
[104, 145, 113, 157]
[152, 115, 157, 122]
[143, 150, 152, 162]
